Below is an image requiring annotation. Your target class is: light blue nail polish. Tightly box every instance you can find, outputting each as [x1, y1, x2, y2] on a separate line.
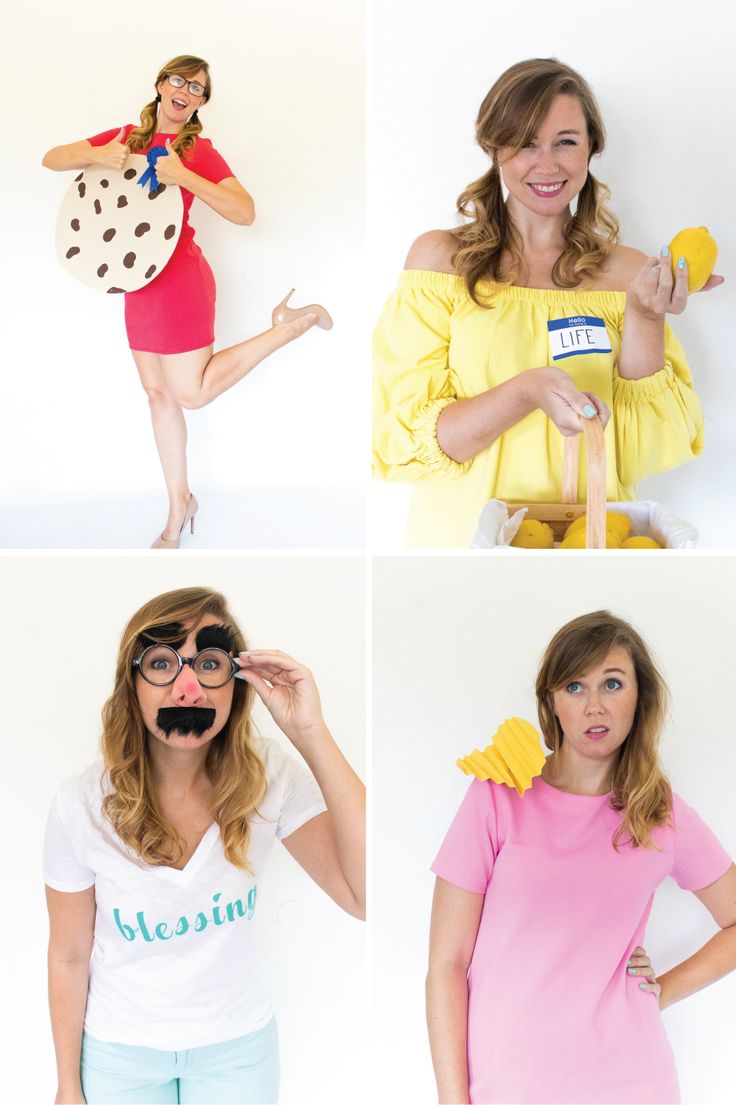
[678, 256, 685, 269]
[639, 982, 647, 989]
[661, 245, 670, 257]
[582, 403, 596, 418]
[627, 967, 636, 974]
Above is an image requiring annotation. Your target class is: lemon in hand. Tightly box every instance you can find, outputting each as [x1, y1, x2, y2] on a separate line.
[669, 227, 718, 292]
[511, 519, 554, 549]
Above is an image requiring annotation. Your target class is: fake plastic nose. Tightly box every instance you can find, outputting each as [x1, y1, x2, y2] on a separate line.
[170, 663, 208, 703]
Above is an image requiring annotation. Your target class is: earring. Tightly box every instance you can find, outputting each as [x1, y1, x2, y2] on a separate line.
[498, 166, 510, 203]
[188, 109, 199, 125]
[155, 93, 161, 103]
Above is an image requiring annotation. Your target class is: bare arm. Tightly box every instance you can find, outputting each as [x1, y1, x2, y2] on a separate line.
[153, 141, 254, 226]
[42, 140, 104, 172]
[46, 885, 96, 1104]
[236, 650, 364, 918]
[427, 877, 484, 1105]
[281, 728, 366, 919]
[658, 864, 736, 1010]
[178, 173, 255, 226]
[42, 128, 129, 172]
[435, 369, 608, 462]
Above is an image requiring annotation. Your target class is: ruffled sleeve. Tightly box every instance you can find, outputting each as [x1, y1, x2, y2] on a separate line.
[613, 322, 704, 487]
[373, 271, 472, 481]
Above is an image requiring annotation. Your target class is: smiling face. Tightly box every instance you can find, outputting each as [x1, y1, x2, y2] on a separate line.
[135, 615, 236, 750]
[156, 68, 208, 132]
[498, 93, 591, 220]
[550, 646, 638, 764]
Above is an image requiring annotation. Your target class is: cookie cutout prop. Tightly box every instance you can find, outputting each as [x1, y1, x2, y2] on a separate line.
[457, 717, 546, 796]
[56, 153, 183, 293]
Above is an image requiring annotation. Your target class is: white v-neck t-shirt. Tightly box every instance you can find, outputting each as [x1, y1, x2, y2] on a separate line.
[43, 736, 327, 1050]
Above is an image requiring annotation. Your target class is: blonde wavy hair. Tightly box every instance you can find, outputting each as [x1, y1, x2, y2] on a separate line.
[451, 58, 620, 304]
[126, 54, 211, 159]
[100, 587, 266, 871]
[536, 611, 673, 851]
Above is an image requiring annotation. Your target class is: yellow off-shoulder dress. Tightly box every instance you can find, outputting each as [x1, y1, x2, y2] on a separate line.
[373, 270, 704, 547]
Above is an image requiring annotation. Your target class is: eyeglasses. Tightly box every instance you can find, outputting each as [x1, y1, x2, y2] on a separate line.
[132, 645, 238, 688]
[166, 73, 207, 98]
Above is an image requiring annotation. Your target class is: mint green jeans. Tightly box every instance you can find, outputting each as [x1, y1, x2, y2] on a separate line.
[80, 1017, 279, 1104]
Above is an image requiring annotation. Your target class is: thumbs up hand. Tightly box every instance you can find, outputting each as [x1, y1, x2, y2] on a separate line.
[96, 126, 130, 169]
[153, 137, 185, 186]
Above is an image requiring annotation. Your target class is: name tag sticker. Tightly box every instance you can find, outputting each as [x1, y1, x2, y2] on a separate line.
[548, 316, 612, 361]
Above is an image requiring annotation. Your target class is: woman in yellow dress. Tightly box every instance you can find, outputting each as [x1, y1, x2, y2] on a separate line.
[373, 58, 722, 548]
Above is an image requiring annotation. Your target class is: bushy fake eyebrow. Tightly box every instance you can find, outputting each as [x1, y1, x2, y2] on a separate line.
[195, 623, 235, 652]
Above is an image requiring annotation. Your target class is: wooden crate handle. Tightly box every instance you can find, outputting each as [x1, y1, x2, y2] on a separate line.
[561, 417, 607, 549]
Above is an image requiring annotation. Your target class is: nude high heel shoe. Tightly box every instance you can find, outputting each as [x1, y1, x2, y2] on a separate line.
[150, 494, 198, 550]
[271, 288, 333, 330]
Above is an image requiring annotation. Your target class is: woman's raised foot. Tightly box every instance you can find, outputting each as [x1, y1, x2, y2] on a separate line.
[271, 288, 333, 331]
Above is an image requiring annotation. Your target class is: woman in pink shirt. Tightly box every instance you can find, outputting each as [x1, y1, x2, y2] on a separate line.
[428, 610, 736, 1104]
[43, 54, 331, 549]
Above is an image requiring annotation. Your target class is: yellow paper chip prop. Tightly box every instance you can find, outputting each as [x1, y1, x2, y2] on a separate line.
[457, 717, 546, 795]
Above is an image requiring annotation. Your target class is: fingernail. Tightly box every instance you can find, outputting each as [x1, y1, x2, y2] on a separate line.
[627, 968, 636, 974]
[677, 256, 685, 269]
[639, 982, 647, 989]
[582, 403, 596, 418]
[234, 672, 248, 680]
[661, 245, 670, 257]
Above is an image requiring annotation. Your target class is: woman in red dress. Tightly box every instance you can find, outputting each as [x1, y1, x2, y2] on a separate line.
[43, 54, 332, 547]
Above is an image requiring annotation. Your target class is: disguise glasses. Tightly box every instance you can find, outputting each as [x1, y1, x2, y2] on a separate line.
[132, 645, 238, 688]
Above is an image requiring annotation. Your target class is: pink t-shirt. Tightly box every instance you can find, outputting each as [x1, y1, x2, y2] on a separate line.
[432, 777, 731, 1105]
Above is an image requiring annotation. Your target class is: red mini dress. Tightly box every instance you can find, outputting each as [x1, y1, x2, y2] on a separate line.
[87, 125, 235, 355]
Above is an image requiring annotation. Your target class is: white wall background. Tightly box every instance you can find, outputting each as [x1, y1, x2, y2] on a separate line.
[372, 554, 736, 1105]
[369, 0, 736, 548]
[0, 554, 366, 1105]
[2, 0, 366, 540]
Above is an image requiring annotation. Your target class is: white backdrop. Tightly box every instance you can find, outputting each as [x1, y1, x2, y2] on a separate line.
[2, 0, 366, 546]
[369, 0, 736, 548]
[373, 554, 736, 1105]
[0, 554, 366, 1105]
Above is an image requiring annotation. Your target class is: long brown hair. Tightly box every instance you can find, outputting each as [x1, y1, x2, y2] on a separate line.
[100, 587, 266, 870]
[535, 611, 673, 850]
[451, 58, 620, 304]
[126, 54, 211, 159]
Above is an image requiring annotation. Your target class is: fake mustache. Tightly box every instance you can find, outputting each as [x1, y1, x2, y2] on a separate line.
[156, 707, 216, 738]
